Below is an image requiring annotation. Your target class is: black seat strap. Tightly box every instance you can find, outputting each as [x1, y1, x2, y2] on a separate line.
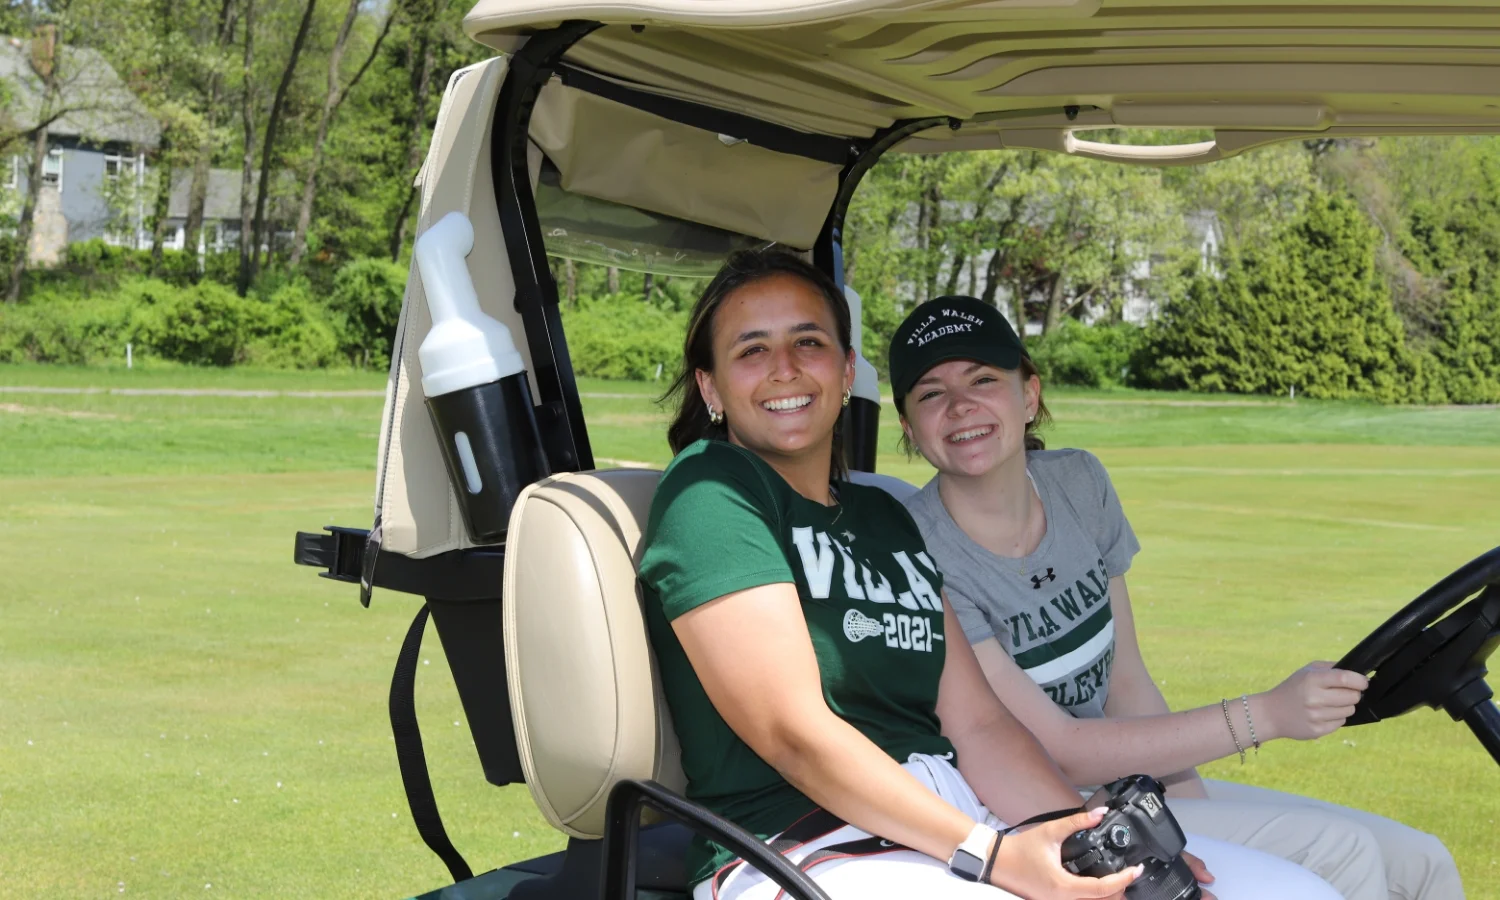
[390, 604, 475, 883]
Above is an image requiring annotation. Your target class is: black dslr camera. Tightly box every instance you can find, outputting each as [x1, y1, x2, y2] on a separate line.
[1060, 774, 1201, 900]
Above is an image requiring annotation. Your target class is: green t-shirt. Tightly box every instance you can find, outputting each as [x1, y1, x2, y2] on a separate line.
[638, 439, 956, 885]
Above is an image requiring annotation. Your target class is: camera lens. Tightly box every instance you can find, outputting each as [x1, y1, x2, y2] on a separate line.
[1109, 824, 1132, 849]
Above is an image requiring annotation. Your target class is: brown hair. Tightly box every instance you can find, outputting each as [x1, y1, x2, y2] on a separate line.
[662, 248, 853, 477]
[897, 355, 1051, 458]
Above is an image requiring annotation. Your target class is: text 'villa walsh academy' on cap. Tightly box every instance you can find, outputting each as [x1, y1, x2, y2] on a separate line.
[888, 295, 1029, 410]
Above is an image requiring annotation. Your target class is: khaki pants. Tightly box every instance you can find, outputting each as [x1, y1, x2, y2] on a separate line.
[1168, 779, 1464, 900]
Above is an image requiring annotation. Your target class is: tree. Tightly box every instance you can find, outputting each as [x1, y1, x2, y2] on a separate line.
[239, 0, 317, 293]
[286, 0, 391, 266]
[7, 24, 65, 302]
[2, 2, 152, 301]
[1142, 191, 1417, 401]
[386, 0, 443, 261]
[183, 0, 242, 261]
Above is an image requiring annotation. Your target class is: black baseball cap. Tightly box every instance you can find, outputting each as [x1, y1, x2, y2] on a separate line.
[888, 296, 1027, 412]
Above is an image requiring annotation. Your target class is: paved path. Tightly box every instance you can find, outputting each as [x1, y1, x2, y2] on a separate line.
[1, 385, 1493, 409]
[0, 385, 653, 400]
[0, 385, 387, 398]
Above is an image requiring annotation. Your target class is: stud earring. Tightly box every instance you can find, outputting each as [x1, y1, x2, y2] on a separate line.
[842, 388, 852, 408]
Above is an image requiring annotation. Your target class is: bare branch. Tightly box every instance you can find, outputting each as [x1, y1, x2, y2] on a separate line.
[336, 6, 396, 109]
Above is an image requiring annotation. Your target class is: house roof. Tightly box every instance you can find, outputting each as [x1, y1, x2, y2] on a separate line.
[168, 168, 244, 221]
[167, 168, 298, 222]
[0, 37, 159, 147]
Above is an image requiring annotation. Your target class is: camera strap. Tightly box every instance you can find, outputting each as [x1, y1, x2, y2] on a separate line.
[1002, 806, 1083, 835]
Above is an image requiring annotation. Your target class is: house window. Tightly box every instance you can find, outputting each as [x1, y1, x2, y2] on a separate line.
[104, 153, 135, 180]
[42, 147, 63, 189]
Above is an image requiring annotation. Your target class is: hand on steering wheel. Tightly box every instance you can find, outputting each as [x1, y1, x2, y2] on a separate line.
[1333, 546, 1500, 766]
[1261, 662, 1369, 741]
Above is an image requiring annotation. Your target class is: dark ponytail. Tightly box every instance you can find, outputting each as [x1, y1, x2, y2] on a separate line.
[662, 248, 853, 476]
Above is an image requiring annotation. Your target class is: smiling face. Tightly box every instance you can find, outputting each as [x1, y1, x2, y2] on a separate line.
[900, 359, 1040, 479]
[695, 273, 854, 473]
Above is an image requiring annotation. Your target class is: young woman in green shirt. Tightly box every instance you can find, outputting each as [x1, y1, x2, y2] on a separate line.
[636, 249, 1340, 900]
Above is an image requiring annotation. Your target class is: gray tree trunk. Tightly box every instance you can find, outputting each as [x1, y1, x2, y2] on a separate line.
[185, 151, 212, 261]
[6, 29, 62, 304]
[249, 0, 319, 276]
[980, 249, 1003, 308]
[184, 0, 239, 261]
[7, 123, 52, 303]
[150, 159, 173, 272]
[1042, 271, 1065, 334]
[389, 0, 439, 261]
[289, 0, 391, 266]
[1012, 281, 1029, 338]
[236, 0, 258, 295]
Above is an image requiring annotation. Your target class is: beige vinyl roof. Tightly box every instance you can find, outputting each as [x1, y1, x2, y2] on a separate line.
[465, 0, 1500, 164]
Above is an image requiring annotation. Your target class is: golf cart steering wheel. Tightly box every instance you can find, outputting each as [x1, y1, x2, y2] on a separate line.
[1335, 546, 1500, 766]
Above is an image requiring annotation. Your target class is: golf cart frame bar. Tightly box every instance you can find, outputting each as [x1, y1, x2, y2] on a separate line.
[298, 21, 962, 598]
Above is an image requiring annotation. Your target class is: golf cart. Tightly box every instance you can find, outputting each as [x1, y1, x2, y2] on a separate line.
[291, 3, 1500, 898]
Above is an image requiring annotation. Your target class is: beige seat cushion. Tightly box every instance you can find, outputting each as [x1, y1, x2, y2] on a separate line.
[502, 468, 684, 839]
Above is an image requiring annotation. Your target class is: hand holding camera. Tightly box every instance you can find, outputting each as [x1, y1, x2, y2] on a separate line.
[1061, 774, 1211, 900]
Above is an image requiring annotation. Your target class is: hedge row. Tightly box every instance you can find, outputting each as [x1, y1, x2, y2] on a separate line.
[0, 257, 406, 369]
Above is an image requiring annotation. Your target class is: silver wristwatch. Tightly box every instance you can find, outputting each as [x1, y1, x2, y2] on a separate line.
[947, 822, 999, 882]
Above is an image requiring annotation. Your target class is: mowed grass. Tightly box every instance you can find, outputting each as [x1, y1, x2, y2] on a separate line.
[1, 363, 1498, 899]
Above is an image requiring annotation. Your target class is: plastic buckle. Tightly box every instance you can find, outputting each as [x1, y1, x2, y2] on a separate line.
[358, 519, 383, 608]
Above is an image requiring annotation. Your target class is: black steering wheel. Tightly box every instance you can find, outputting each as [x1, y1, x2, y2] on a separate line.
[1335, 546, 1500, 766]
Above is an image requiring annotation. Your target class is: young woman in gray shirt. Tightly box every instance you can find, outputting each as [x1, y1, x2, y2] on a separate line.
[888, 296, 1463, 900]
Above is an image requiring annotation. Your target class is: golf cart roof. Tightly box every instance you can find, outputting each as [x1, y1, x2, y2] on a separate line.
[466, 0, 1500, 166]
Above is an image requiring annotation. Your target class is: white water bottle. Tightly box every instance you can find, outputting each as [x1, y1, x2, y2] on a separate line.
[415, 211, 547, 543]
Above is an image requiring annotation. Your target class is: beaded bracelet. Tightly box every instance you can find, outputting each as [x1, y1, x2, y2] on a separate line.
[1241, 694, 1261, 755]
[1221, 698, 1246, 764]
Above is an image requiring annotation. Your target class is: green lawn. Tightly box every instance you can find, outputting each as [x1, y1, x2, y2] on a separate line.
[1, 364, 1497, 898]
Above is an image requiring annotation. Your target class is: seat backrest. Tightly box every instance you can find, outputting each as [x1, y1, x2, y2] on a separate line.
[503, 468, 681, 839]
[502, 466, 921, 840]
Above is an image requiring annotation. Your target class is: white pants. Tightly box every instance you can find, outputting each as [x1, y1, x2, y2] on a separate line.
[697, 755, 1341, 900]
[1169, 780, 1464, 900]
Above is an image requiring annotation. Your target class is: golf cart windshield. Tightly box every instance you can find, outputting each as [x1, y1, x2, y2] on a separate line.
[536, 159, 772, 277]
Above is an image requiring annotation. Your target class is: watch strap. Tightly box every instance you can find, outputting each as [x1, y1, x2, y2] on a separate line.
[948, 822, 998, 882]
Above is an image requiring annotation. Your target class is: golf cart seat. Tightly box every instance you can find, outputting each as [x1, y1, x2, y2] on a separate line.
[501, 466, 919, 899]
[502, 466, 693, 896]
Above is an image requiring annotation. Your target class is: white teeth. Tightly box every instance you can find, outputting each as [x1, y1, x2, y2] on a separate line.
[762, 395, 813, 411]
[948, 426, 993, 443]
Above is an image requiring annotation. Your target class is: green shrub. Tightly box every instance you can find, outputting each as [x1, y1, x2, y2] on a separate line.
[561, 293, 687, 381]
[125, 279, 266, 366]
[243, 279, 341, 369]
[324, 256, 407, 367]
[1027, 319, 1143, 388]
[1138, 192, 1419, 402]
[0, 294, 133, 364]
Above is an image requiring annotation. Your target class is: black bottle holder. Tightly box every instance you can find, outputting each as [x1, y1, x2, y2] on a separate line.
[425, 371, 549, 544]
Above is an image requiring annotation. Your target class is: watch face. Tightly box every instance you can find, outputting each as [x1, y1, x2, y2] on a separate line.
[949, 849, 984, 882]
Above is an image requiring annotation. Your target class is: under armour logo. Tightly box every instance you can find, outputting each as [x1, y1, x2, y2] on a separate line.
[842, 530, 856, 543]
[1030, 568, 1057, 589]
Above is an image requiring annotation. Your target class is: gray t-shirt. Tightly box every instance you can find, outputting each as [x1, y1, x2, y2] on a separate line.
[903, 449, 1140, 718]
